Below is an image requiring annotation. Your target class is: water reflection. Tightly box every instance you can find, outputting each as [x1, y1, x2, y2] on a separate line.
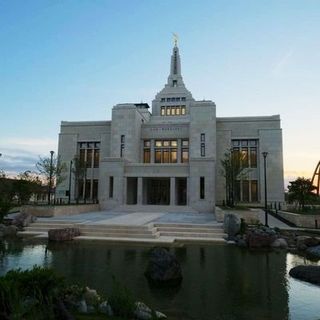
[1, 239, 320, 320]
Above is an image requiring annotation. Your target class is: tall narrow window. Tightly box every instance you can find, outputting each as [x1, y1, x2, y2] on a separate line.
[181, 106, 186, 115]
[200, 177, 205, 199]
[161, 107, 165, 116]
[92, 180, 99, 200]
[251, 180, 258, 202]
[86, 149, 93, 168]
[120, 135, 125, 157]
[241, 147, 249, 168]
[93, 149, 100, 168]
[181, 139, 189, 163]
[242, 180, 249, 202]
[109, 177, 114, 198]
[143, 140, 150, 163]
[200, 133, 205, 157]
[250, 147, 257, 168]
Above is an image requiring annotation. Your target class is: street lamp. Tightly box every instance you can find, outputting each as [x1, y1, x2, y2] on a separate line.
[262, 152, 268, 226]
[48, 151, 54, 205]
[68, 160, 73, 204]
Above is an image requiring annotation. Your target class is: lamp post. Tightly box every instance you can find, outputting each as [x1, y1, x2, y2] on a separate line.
[68, 160, 73, 204]
[262, 152, 268, 226]
[48, 151, 54, 205]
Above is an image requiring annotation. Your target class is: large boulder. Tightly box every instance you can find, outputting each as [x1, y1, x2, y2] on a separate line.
[145, 247, 182, 286]
[271, 238, 288, 249]
[134, 302, 167, 320]
[12, 212, 36, 228]
[296, 236, 320, 250]
[48, 228, 80, 241]
[306, 245, 320, 259]
[246, 227, 277, 248]
[224, 213, 241, 238]
[289, 265, 320, 285]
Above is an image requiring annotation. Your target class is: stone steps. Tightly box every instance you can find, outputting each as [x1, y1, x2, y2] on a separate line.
[20, 220, 226, 243]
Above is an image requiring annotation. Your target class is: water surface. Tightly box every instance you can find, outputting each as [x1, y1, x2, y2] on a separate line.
[1, 239, 319, 320]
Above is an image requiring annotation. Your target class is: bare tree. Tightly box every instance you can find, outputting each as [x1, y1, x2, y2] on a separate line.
[71, 155, 87, 203]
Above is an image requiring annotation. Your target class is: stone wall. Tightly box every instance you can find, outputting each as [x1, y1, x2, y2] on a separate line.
[277, 211, 320, 229]
[21, 204, 100, 217]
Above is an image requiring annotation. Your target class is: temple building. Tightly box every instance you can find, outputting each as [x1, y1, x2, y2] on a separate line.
[56, 43, 284, 212]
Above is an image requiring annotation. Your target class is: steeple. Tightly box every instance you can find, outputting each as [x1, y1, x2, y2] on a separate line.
[167, 43, 185, 88]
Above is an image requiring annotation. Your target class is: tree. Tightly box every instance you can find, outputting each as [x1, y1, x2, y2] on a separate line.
[0, 173, 15, 222]
[71, 155, 87, 202]
[287, 177, 316, 210]
[15, 171, 42, 205]
[220, 150, 247, 207]
[36, 154, 67, 203]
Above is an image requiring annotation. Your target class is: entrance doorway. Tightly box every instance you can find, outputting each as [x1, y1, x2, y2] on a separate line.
[126, 177, 137, 204]
[176, 178, 187, 205]
[143, 178, 170, 205]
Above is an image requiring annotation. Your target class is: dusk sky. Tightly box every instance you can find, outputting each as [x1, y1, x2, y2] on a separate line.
[0, 0, 319, 187]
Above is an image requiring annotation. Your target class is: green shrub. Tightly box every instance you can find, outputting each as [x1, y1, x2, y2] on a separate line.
[0, 266, 65, 319]
[108, 276, 135, 318]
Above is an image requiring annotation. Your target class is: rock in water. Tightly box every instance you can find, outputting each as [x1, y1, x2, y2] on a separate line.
[145, 247, 182, 286]
[12, 212, 36, 228]
[289, 265, 320, 285]
[48, 228, 80, 241]
[271, 238, 288, 249]
[246, 227, 277, 248]
[306, 245, 320, 259]
[224, 213, 240, 238]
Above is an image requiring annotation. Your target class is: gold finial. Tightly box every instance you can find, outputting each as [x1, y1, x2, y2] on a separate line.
[173, 33, 178, 46]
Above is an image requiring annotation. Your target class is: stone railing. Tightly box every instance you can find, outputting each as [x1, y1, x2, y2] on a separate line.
[21, 204, 100, 217]
[277, 210, 320, 229]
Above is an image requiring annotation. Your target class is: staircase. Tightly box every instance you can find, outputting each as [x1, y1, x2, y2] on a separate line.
[154, 223, 227, 242]
[20, 220, 226, 243]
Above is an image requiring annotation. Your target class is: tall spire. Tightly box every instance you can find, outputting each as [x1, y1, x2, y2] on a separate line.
[167, 38, 184, 87]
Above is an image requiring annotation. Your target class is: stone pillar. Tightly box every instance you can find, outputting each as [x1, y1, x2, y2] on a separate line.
[137, 177, 143, 205]
[177, 138, 182, 163]
[151, 140, 155, 163]
[170, 177, 175, 206]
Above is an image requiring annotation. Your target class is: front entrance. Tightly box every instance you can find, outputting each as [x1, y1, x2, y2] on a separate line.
[176, 177, 187, 205]
[143, 178, 170, 205]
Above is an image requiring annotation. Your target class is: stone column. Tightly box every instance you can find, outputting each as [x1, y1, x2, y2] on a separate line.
[170, 177, 175, 206]
[137, 177, 143, 205]
[150, 140, 155, 163]
[177, 138, 182, 163]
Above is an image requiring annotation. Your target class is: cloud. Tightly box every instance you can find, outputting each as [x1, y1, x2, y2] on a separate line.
[0, 137, 57, 176]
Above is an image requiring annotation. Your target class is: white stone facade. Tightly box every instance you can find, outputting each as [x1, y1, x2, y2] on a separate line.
[56, 45, 284, 212]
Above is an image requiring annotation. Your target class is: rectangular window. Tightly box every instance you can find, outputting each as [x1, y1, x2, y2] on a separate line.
[251, 180, 258, 202]
[79, 149, 86, 166]
[181, 106, 186, 115]
[94, 149, 100, 168]
[181, 97, 186, 101]
[235, 180, 241, 202]
[144, 140, 151, 147]
[120, 135, 125, 158]
[86, 149, 93, 168]
[143, 149, 150, 163]
[109, 177, 114, 198]
[155, 140, 162, 147]
[181, 149, 189, 163]
[250, 147, 257, 168]
[201, 143, 205, 157]
[176, 107, 181, 115]
[201, 133, 205, 142]
[182, 139, 189, 147]
[171, 107, 176, 115]
[200, 177, 205, 199]
[92, 180, 99, 200]
[161, 107, 165, 116]
[155, 150, 162, 163]
[85, 179, 91, 199]
[241, 147, 249, 168]
[171, 140, 178, 147]
[163, 149, 170, 163]
[170, 149, 177, 163]
[242, 180, 249, 202]
[166, 108, 171, 116]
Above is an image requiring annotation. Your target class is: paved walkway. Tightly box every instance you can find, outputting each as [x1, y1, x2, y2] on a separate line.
[37, 210, 217, 226]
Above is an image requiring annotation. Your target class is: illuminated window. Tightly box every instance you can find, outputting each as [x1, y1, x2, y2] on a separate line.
[154, 140, 178, 163]
[161, 107, 165, 116]
[144, 149, 150, 163]
[181, 106, 186, 115]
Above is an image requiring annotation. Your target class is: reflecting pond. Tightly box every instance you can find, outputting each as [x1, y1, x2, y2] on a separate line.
[1, 239, 320, 320]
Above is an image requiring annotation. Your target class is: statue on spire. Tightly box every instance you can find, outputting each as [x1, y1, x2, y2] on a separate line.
[173, 33, 179, 47]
